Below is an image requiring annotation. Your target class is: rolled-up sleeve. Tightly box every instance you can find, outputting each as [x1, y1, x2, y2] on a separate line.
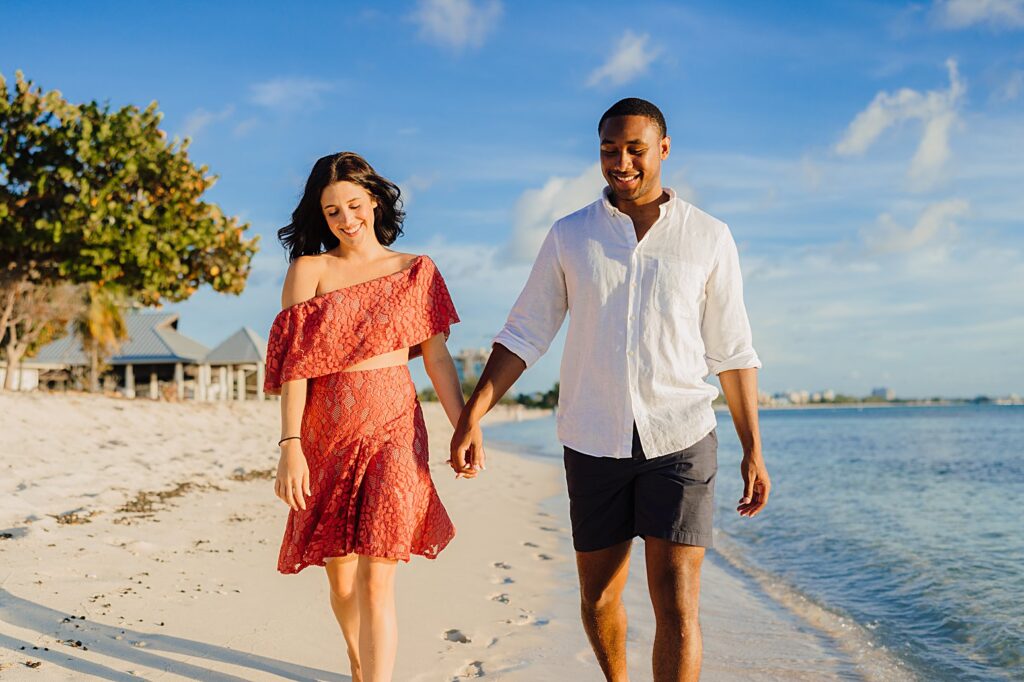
[493, 226, 568, 368]
[701, 227, 762, 375]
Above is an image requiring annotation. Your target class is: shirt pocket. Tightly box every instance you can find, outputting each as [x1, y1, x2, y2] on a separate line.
[651, 258, 707, 319]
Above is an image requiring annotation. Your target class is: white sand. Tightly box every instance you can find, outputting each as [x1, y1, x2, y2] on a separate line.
[0, 391, 866, 680]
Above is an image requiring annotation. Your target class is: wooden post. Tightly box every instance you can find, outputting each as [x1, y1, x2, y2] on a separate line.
[125, 364, 135, 399]
[149, 371, 158, 400]
[174, 362, 184, 401]
[256, 362, 265, 401]
[225, 365, 233, 401]
[236, 367, 246, 401]
[218, 366, 228, 401]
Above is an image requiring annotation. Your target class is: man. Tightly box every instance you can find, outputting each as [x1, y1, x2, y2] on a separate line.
[450, 97, 770, 682]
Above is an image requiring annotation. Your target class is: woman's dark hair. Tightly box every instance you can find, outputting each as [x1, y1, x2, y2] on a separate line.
[278, 152, 405, 260]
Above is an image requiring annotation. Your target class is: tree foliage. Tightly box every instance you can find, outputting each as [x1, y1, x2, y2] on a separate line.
[1, 282, 79, 390]
[75, 283, 129, 392]
[1, 71, 258, 390]
[0, 71, 258, 303]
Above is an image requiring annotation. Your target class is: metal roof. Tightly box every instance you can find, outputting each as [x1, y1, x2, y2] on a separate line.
[32, 311, 209, 366]
[204, 327, 267, 365]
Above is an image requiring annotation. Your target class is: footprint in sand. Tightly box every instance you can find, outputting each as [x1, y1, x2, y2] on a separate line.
[489, 593, 510, 604]
[490, 576, 515, 585]
[539, 526, 561, 532]
[454, 660, 485, 679]
[492, 561, 512, 570]
[522, 541, 539, 548]
[444, 629, 471, 644]
[535, 553, 553, 561]
[505, 610, 551, 627]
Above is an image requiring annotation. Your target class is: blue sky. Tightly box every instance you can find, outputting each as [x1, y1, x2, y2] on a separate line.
[3, 0, 1023, 397]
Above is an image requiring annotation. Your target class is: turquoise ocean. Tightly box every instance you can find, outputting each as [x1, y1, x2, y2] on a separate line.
[483, 405, 1024, 681]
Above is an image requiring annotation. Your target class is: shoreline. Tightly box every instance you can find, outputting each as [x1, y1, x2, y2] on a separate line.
[2, 392, 900, 679]
[489, 430, 916, 681]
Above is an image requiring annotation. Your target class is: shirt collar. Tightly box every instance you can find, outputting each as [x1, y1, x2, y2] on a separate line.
[600, 186, 680, 220]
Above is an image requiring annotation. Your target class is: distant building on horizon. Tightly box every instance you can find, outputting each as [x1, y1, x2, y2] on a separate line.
[871, 387, 896, 401]
[454, 347, 490, 384]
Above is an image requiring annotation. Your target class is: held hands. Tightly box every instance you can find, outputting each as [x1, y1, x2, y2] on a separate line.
[275, 440, 311, 511]
[449, 418, 486, 479]
[737, 453, 771, 517]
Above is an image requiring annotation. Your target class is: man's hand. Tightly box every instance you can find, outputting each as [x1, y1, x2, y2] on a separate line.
[450, 418, 486, 479]
[737, 454, 770, 517]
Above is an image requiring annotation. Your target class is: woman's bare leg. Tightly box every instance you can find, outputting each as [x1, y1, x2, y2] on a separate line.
[325, 555, 362, 681]
[356, 555, 399, 682]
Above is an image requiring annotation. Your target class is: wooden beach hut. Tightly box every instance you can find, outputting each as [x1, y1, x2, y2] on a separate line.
[31, 311, 209, 399]
[201, 327, 268, 402]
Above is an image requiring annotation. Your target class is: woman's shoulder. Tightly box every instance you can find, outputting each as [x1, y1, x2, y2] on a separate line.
[281, 255, 328, 308]
[391, 251, 426, 268]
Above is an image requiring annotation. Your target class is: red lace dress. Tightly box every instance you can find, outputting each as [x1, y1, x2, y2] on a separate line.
[264, 255, 459, 573]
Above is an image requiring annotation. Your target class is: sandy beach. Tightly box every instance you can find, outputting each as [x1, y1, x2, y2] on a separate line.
[1, 391, 868, 680]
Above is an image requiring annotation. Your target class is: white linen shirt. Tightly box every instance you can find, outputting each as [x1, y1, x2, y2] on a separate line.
[493, 188, 761, 459]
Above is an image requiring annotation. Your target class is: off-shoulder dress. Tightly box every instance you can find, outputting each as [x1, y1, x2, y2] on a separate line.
[263, 255, 459, 574]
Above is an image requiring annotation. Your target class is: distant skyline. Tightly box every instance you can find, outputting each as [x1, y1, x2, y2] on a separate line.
[3, 0, 1022, 397]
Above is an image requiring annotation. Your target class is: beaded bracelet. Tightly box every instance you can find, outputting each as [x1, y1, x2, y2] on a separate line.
[278, 436, 301, 446]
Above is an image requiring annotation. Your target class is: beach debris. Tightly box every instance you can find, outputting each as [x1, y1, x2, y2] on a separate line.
[229, 467, 275, 482]
[50, 510, 97, 525]
[444, 629, 471, 644]
[0, 532, 13, 539]
[117, 481, 224, 514]
[24, 661, 42, 669]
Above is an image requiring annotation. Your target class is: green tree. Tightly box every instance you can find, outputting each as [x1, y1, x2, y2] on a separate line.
[75, 283, 129, 393]
[1, 71, 258, 389]
[1, 282, 79, 390]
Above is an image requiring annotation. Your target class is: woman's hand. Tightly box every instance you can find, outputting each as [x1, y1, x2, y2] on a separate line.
[275, 440, 311, 511]
[450, 417, 485, 479]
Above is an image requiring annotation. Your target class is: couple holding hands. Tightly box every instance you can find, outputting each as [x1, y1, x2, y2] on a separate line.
[265, 98, 770, 682]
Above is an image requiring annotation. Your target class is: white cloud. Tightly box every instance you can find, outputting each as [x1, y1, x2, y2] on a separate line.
[398, 174, 437, 207]
[249, 77, 334, 111]
[181, 105, 235, 140]
[232, 117, 260, 138]
[504, 164, 605, 263]
[411, 0, 502, 51]
[587, 31, 661, 88]
[933, 0, 1024, 29]
[861, 198, 969, 254]
[834, 58, 965, 187]
[996, 69, 1024, 101]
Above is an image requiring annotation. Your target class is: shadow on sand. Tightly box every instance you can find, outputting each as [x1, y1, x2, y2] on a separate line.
[0, 588, 348, 681]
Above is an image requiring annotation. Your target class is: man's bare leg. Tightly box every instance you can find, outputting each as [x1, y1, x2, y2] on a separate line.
[645, 537, 704, 682]
[576, 540, 633, 681]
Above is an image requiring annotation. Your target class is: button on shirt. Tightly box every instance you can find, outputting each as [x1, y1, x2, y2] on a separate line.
[493, 188, 761, 459]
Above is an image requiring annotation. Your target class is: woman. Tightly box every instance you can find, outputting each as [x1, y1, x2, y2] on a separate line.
[264, 152, 471, 682]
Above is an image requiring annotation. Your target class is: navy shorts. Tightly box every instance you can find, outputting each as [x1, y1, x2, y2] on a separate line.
[563, 425, 717, 552]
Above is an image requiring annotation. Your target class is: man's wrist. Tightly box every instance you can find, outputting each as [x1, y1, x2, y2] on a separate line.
[463, 393, 490, 425]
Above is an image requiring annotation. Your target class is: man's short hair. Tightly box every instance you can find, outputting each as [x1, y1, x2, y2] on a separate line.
[598, 98, 667, 139]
